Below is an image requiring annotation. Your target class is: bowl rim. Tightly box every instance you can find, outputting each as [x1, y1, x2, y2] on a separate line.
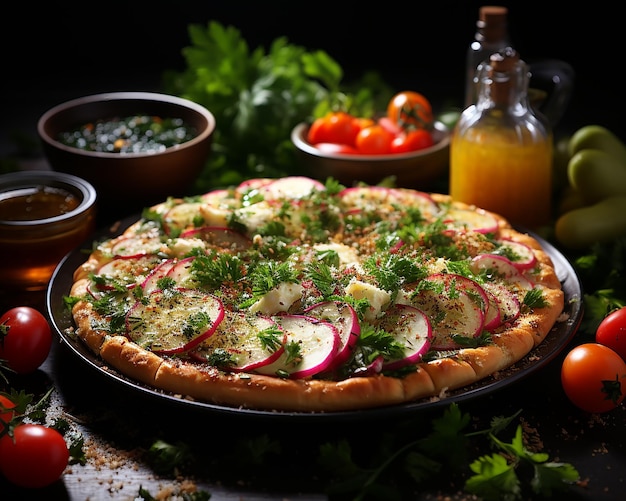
[0, 170, 97, 226]
[37, 91, 216, 159]
[291, 120, 450, 161]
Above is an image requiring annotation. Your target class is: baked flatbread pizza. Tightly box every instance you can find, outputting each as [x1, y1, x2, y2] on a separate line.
[66, 176, 565, 412]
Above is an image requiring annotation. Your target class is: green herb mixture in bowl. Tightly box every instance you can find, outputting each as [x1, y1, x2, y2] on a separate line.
[38, 92, 216, 220]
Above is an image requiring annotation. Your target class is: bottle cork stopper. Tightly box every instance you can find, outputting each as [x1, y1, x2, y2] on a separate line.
[478, 5, 508, 27]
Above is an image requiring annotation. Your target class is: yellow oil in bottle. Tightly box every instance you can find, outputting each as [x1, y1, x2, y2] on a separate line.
[450, 48, 553, 230]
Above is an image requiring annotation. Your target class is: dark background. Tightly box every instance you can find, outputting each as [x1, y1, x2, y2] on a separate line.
[2, 1, 623, 155]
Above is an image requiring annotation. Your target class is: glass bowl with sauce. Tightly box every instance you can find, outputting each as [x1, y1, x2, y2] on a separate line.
[0, 171, 97, 291]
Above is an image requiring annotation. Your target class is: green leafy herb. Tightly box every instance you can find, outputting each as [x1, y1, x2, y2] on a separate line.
[161, 21, 390, 191]
[465, 425, 579, 500]
[523, 288, 549, 309]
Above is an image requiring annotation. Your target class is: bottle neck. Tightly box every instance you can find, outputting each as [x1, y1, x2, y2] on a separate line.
[476, 50, 530, 112]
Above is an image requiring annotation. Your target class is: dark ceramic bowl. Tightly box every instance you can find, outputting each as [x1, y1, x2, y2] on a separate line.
[37, 92, 216, 219]
[291, 121, 450, 189]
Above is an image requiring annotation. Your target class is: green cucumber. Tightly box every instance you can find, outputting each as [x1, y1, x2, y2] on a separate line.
[568, 125, 626, 163]
[555, 196, 626, 249]
[567, 149, 626, 204]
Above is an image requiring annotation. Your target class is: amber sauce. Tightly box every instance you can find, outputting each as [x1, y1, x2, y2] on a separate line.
[0, 186, 80, 221]
[0, 186, 93, 291]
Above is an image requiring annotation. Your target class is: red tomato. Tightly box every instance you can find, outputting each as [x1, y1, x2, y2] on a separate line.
[0, 395, 16, 433]
[387, 91, 434, 130]
[0, 424, 69, 488]
[0, 307, 52, 374]
[355, 125, 394, 155]
[390, 129, 435, 154]
[561, 343, 626, 413]
[313, 142, 360, 155]
[306, 112, 360, 147]
[596, 307, 626, 360]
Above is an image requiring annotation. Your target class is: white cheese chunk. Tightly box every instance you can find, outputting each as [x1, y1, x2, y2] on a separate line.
[345, 279, 391, 321]
[169, 238, 207, 257]
[312, 243, 360, 266]
[249, 282, 304, 315]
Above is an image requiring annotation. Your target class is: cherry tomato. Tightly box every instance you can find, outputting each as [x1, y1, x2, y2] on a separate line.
[390, 129, 435, 154]
[355, 125, 394, 155]
[561, 342, 626, 413]
[313, 142, 360, 155]
[596, 307, 626, 360]
[0, 395, 16, 433]
[387, 91, 434, 130]
[0, 424, 69, 488]
[306, 112, 360, 147]
[0, 307, 52, 374]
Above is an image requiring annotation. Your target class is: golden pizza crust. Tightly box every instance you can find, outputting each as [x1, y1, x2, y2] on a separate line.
[67, 185, 567, 412]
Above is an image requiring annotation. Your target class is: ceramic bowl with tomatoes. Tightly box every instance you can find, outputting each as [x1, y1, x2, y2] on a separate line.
[291, 91, 451, 188]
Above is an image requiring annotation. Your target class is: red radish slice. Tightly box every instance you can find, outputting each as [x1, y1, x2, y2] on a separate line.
[301, 301, 360, 371]
[110, 236, 165, 258]
[166, 256, 197, 288]
[260, 176, 325, 200]
[96, 254, 164, 289]
[470, 254, 534, 291]
[494, 238, 537, 270]
[254, 314, 339, 379]
[481, 281, 521, 326]
[141, 259, 178, 293]
[378, 304, 432, 371]
[190, 312, 286, 371]
[236, 178, 274, 195]
[180, 226, 251, 252]
[409, 274, 485, 350]
[442, 208, 499, 234]
[340, 186, 437, 212]
[482, 289, 503, 331]
[436, 273, 489, 315]
[201, 189, 231, 205]
[163, 202, 204, 235]
[126, 288, 224, 355]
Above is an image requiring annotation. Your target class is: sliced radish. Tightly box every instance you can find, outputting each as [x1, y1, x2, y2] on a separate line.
[125, 288, 225, 355]
[254, 314, 339, 379]
[470, 254, 534, 291]
[180, 226, 251, 252]
[96, 254, 164, 289]
[110, 236, 164, 258]
[442, 208, 499, 234]
[494, 238, 537, 270]
[378, 304, 432, 371]
[301, 301, 361, 371]
[236, 178, 274, 196]
[481, 281, 521, 326]
[436, 273, 489, 315]
[409, 274, 485, 350]
[260, 176, 325, 200]
[166, 256, 197, 288]
[141, 258, 178, 293]
[190, 312, 286, 371]
[339, 185, 440, 219]
[482, 289, 503, 331]
[201, 188, 232, 206]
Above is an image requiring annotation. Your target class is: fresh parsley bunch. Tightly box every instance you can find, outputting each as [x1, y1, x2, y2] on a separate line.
[162, 21, 391, 193]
